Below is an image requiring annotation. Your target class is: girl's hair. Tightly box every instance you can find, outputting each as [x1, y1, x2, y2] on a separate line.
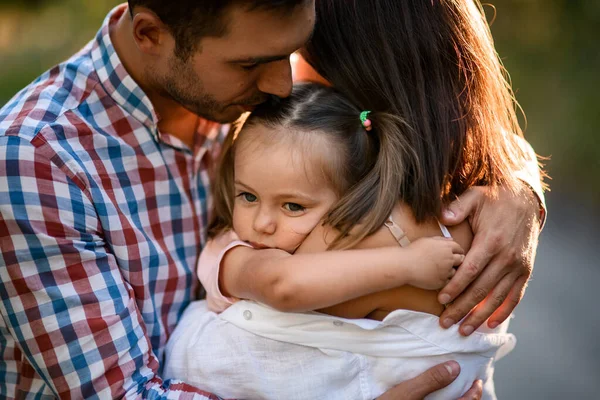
[209, 83, 417, 249]
[303, 0, 545, 222]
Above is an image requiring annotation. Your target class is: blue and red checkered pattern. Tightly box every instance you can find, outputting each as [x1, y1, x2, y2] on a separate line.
[0, 5, 226, 399]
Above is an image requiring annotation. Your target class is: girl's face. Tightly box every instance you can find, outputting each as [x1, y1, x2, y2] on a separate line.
[232, 124, 338, 253]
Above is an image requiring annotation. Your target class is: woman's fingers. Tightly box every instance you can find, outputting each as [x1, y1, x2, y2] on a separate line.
[440, 258, 512, 335]
[439, 233, 492, 306]
[487, 274, 529, 328]
[459, 380, 483, 400]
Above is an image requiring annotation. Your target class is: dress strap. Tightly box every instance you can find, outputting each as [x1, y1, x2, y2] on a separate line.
[436, 220, 454, 309]
[437, 220, 452, 238]
[384, 215, 411, 247]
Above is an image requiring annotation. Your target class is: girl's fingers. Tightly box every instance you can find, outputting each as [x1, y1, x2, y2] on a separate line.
[450, 241, 465, 254]
[438, 234, 491, 305]
[453, 254, 465, 266]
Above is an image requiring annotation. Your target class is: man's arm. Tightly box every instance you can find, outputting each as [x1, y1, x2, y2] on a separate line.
[438, 137, 546, 335]
[0, 136, 218, 399]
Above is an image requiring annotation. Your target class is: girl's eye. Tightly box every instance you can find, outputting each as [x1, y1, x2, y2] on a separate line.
[239, 192, 257, 202]
[283, 203, 306, 213]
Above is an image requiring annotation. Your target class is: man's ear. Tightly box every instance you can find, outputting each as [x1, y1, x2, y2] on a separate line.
[131, 8, 171, 56]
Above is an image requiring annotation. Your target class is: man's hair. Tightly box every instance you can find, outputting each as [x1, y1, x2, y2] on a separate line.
[127, 0, 307, 59]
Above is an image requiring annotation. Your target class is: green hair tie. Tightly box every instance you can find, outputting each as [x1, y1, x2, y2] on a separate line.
[360, 110, 372, 131]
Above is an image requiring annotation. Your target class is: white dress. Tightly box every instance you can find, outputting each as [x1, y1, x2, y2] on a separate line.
[164, 220, 516, 399]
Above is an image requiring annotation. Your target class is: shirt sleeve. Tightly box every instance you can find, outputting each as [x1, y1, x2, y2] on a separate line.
[197, 231, 253, 313]
[513, 135, 547, 228]
[0, 135, 222, 399]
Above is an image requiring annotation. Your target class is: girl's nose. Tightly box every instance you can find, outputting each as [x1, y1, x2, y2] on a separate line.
[253, 208, 276, 235]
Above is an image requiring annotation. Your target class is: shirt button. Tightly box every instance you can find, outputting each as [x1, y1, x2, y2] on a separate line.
[333, 320, 344, 327]
[243, 310, 252, 320]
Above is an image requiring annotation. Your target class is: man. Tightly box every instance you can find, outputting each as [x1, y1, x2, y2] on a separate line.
[0, 1, 543, 398]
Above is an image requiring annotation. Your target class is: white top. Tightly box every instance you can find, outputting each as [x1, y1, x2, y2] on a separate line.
[165, 223, 516, 399]
[165, 301, 515, 400]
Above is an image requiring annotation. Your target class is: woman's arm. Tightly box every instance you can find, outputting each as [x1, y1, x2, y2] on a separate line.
[438, 183, 541, 335]
[219, 238, 463, 312]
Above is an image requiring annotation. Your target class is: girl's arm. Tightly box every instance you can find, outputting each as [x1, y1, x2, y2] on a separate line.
[219, 237, 463, 312]
[298, 203, 473, 319]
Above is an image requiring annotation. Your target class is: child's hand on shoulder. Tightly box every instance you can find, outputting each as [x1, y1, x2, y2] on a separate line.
[406, 237, 465, 290]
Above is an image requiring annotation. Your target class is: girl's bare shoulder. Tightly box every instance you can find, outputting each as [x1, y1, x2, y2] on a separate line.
[297, 201, 473, 253]
[353, 202, 473, 251]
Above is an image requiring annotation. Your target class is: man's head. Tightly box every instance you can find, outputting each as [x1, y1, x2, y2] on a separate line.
[127, 0, 314, 123]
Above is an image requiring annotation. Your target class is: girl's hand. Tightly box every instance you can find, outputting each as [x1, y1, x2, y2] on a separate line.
[406, 237, 465, 290]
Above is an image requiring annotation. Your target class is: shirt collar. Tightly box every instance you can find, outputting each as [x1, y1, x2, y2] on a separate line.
[91, 4, 158, 133]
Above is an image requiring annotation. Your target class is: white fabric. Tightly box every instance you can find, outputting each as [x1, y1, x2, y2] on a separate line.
[165, 300, 515, 399]
[513, 135, 547, 227]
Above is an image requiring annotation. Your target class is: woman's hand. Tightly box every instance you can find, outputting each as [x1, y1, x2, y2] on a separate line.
[438, 185, 541, 335]
[406, 237, 464, 290]
[377, 361, 483, 400]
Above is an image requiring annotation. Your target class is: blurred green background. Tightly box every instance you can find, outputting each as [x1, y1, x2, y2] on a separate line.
[1, 0, 599, 201]
[1, 1, 598, 399]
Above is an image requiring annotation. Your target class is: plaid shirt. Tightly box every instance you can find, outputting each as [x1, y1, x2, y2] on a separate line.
[0, 5, 225, 399]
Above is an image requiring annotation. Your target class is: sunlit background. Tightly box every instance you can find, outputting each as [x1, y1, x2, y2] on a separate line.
[1, 1, 598, 398]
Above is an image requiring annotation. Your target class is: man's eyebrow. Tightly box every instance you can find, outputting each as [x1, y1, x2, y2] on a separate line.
[229, 54, 291, 65]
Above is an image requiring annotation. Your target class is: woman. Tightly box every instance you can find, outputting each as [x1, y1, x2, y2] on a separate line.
[297, 0, 545, 333]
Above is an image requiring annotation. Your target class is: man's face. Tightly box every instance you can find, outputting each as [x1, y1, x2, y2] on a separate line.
[150, 3, 315, 123]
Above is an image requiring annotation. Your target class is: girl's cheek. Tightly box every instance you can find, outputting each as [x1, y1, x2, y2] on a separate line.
[289, 226, 313, 236]
[287, 218, 320, 236]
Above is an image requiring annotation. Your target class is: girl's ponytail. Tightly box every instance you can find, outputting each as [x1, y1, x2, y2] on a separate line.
[324, 111, 419, 249]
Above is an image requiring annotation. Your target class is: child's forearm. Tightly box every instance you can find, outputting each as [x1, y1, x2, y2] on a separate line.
[220, 246, 414, 312]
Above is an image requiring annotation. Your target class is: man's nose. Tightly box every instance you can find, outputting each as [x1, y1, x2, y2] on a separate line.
[253, 207, 276, 235]
[256, 58, 293, 99]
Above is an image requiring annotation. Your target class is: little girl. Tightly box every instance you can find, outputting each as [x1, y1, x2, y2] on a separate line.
[164, 84, 515, 399]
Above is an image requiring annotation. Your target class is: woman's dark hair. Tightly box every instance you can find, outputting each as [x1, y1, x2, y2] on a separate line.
[127, 0, 307, 59]
[303, 0, 545, 222]
[210, 83, 417, 249]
